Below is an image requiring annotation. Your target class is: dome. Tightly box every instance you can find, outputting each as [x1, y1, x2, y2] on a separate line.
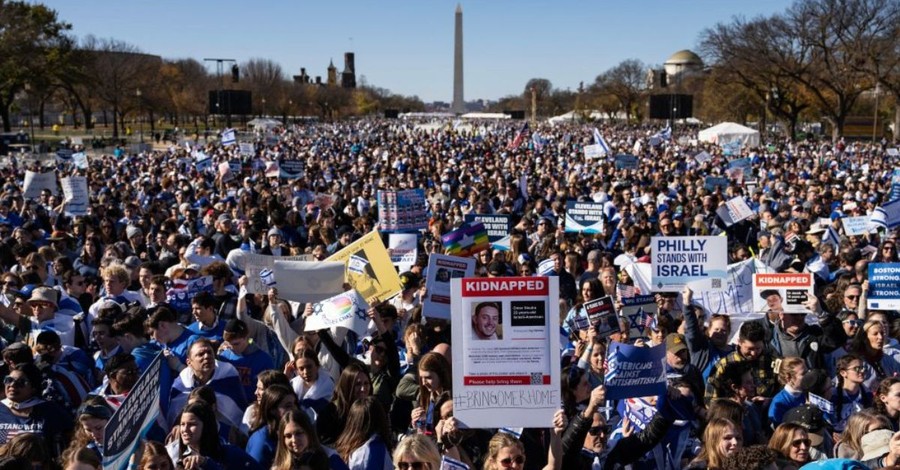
[665, 50, 703, 66]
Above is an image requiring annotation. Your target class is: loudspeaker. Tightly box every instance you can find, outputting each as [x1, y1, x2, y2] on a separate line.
[649, 94, 693, 119]
[208, 90, 252, 115]
[384, 109, 399, 119]
[505, 110, 525, 120]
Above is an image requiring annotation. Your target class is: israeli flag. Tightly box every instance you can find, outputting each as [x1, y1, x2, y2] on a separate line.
[808, 392, 834, 414]
[259, 268, 276, 287]
[822, 225, 840, 250]
[653, 125, 671, 143]
[222, 128, 236, 146]
[593, 127, 611, 155]
[348, 254, 369, 275]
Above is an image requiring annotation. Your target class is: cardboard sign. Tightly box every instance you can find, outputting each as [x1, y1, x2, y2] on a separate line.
[451, 277, 561, 428]
[60, 176, 89, 216]
[842, 216, 871, 236]
[271, 260, 345, 304]
[243, 254, 315, 294]
[23, 170, 57, 198]
[326, 230, 403, 304]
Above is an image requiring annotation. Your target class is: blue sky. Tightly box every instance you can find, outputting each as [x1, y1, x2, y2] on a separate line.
[37, 1, 794, 102]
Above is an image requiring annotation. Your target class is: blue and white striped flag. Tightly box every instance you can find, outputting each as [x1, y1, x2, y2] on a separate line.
[808, 392, 834, 414]
[221, 128, 236, 146]
[593, 127, 611, 155]
[822, 225, 841, 250]
[653, 125, 671, 142]
[604, 348, 619, 383]
[349, 254, 369, 275]
[259, 268, 276, 287]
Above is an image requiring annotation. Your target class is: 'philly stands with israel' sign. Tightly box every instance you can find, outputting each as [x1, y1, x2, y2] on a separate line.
[868, 263, 900, 310]
[651, 236, 728, 292]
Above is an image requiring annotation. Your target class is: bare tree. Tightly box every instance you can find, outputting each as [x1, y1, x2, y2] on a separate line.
[593, 59, 647, 121]
[241, 58, 285, 116]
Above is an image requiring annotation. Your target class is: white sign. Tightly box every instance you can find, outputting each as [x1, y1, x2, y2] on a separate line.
[725, 197, 754, 223]
[272, 260, 346, 304]
[423, 254, 476, 321]
[244, 254, 314, 294]
[842, 216, 871, 236]
[450, 277, 561, 428]
[651, 236, 728, 292]
[73, 152, 88, 169]
[23, 170, 57, 198]
[304, 290, 370, 336]
[752, 273, 814, 315]
[388, 234, 418, 272]
[583, 144, 605, 159]
[239, 142, 255, 157]
[60, 176, 89, 216]
[694, 151, 712, 164]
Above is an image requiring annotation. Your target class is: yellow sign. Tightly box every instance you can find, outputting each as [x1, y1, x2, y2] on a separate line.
[325, 230, 402, 304]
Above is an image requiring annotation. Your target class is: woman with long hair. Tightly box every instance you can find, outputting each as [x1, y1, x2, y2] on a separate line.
[61, 397, 114, 464]
[246, 384, 299, 468]
[872, 240, 899, 263]
[336, 396, 394, 470]
[242, 370, 291, 431]
[271, 409, 347, 470]
[165, 401, 260, 470]
[290, 347, 335, 420]
[74, 236, 103, 278]
[832, 353, 873, 434]
[136, 441, 174, 470]
[874, 376, 900, 431]
[409, 352, 452, 435]
[0, 362, 73, 459]
[317, 361, 373, 445]
[392, 434, 442, 470]
[768, 422, 812, 468]
[834, 410, 890, 459]
[847, 320, 900, 391]
[687, 418, 743, 470]
[482, 410, 565, 470]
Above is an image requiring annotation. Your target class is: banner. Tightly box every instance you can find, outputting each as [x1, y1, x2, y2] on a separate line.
[304, 290, 370, 336]
[376, 189, 428, 232]
[620, 295, 657, 340]
[271, 260, 345, 304]
[868, 263, 900, 310]
[694, 151, 712, 164]
[583, 296, 618, 338]
[423, 254, 476, 321]
[221, 128, 236, 146]
[239, 142, 255, 157]
[102, 353, 170, 470]
[451, 276, 561, 428]
[60, 176, 89, 216]
[842, 216, 870, 236]
[565, 201, 605, 234]
[604, 342, 667, 400]
[388, 233, 418, 272]
[752, 273, 814, 315]
[583, 144, 604, 159]
[464, 214, 512, 247]
[23, 170, 57, 198]
[704, 176, 729, 192]
[243, 254, 314, 294]
[166, 276, 214, 314]
[614, 154, 639, 170]
[651, 236, 728, 292]
[279, 159, 305, 179]
[326, 230, 403, 304]
[442, 222, 489, 258]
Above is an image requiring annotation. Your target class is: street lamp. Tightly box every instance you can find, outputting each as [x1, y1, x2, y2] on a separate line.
[261, 98, 266, 117]
[136, 88, 143, 144]
[24, 84, 35, 154]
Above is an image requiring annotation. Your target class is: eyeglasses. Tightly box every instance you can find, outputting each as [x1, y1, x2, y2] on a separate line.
[791, 438, 811, 448]
[3, 376, 29, 388]
[843, 319, 862, 327]
[844, 365, 866, 373]
[588, 425, 610, 436]
[500, 455, 525, 467]
[845, 295, 859, 300]
[397, 463, 427, 470]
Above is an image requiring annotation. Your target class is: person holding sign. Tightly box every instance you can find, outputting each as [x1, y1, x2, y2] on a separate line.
[471, 302, 502, 340]
[483, 409, 566, 470]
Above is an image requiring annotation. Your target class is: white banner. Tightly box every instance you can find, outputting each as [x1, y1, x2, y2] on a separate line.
[842, 216, 871, 236]
[725, 197, 754, 223]
[243, 254, 314, 294]
[272, 260, 345, 304]
[23, 170, 57, 198]
[650, 236, 728, 292]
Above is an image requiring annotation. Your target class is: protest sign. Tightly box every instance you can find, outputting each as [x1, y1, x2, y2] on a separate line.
[279, 159, 304, 179]
[442, 222, 489, 258]
[221, 128, 236, 146]
[887, 148, 899, 157]
[23, 170, 57, 198]
[583, 296, 618, 338]
[604, 342, 667, 400]
[326, 230, 403, 304]
[842, 216, 871, 236]
[313, 192, 335, 211]
[239, 142, 255, 157]
[651, 236, 728, 292]
[271, 260, 345, 304]
[583, 144, 604, 159]
[264, 161, 279, 178]
[464, 214, 512, 246]
[614, 154, 638, 170]
[752, 273, 814, 314]
[377, 189, 428, 232]
[722, 139, 742, 156]
[868, 263, 900, 310]
[166, 276, 214, 314]
[218, 162, 234, 183]
[725, 197, 754, 223]
[704, 176, 729, 192]
[389, 233, 418, 271]
[60, 176, 89, 216]
[694, 151, 712, 164]
[621, 397, 658, 431]
[228, 160, 242, 175]
[620, 295, 658, 340]
[243, 254, 314, 294]
[103, 353, 170, 470]
[56, 148, 73, 162]
[73, 152, 88, 169]
[450, 276, 561, 428]
[304, 290, 370, 336]
[565, 201, 605, 233]
[423, 254, 476, 321]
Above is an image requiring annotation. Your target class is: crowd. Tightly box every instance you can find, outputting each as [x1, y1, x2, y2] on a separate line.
[0, 117, 897, 470]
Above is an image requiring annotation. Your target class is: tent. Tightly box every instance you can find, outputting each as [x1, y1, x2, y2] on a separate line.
[698, 122, 760, 147]
[247, 118, 281, 131]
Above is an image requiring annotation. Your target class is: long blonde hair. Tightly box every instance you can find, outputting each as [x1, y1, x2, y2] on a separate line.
[392, 434, 442, 470]
[838, 410, 890, 460]
[484, 432, 524, 470]
[692, 418, 740, 470]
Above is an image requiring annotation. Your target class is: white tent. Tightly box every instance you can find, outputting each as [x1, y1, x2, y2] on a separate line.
[698, 122, 760, 147]
[247, 118, 281, 131]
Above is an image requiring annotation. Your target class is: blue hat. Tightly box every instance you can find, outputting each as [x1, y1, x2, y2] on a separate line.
[830, 210, 844, 221]
[193, 197, 210, 208]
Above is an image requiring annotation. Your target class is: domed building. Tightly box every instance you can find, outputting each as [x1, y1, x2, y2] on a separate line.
[664, 50, 704, 79]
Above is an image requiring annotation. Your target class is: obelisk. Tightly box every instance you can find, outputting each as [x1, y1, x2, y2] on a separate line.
[451, 4, 464, 114]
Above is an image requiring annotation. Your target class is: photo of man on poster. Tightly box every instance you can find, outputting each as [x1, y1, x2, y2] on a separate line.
[472, 301, 502, 340]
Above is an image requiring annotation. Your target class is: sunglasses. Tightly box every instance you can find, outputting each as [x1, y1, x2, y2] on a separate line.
[845, 295, 859, 300]
[588, 425, 610, 436]
[397, 463, 427, 470]
[791, 438, 811, 448]
[842, 319, 862, 327]
[844, 365, 866, 373]
[500, 456, 525, 467]
[3, 376, 29, 387]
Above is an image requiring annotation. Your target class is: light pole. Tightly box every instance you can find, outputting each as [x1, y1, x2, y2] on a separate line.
[261, 98, 266, 117]
[24, 84, 35, 154]
[136, 88, 143, 143]
[873, 83, 880, 143]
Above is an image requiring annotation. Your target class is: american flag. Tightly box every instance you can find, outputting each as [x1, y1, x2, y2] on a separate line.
[617, 284, 635, 300]
[506, 122, 529, 150]
[642, 310, 657, 332]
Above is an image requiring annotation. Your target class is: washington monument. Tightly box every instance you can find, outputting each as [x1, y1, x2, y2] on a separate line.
[451, 4, 464, 114]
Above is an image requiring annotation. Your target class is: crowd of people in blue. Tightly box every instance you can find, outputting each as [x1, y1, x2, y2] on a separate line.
[0, 118, 898, 470]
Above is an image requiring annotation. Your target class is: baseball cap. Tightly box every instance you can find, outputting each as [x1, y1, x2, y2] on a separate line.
[783, 404, 827, 447]
[665, 333, 687, 354]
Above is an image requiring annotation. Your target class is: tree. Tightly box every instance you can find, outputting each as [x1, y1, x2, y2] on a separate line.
[523, 78, 553, 116]
[241, 58, 285, 116]
[0, 1, 71, 132]
[594, 59, 647, 122]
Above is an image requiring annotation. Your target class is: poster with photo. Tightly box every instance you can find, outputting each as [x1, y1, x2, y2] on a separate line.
[752, 273, 814, 314]
[423, 254, 475, 321]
